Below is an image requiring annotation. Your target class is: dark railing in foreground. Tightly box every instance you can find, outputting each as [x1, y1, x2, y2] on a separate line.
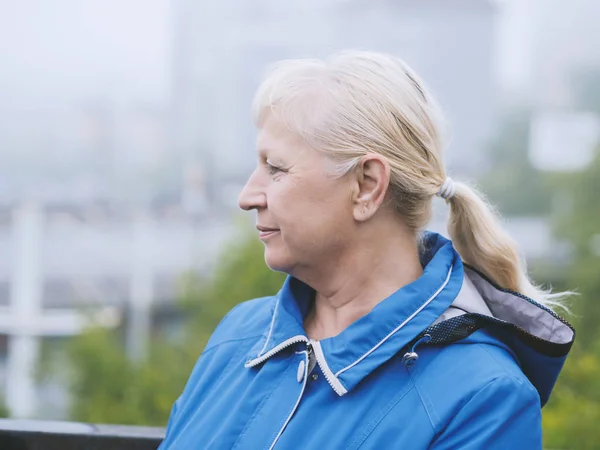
[0, 419, 165, 450]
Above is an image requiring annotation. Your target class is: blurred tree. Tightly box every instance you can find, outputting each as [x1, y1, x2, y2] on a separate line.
[551, 152, 600, 346]
[0, 398, 9, 418]
[474, 100, 600, 446]
[184, 222, 286, 337]
[64, 326, 192, 425]
[57, 221, 284, 426]
[543, 341, 600, 450]
[478, 110, 555, 216]
[542, 149, 600, 448]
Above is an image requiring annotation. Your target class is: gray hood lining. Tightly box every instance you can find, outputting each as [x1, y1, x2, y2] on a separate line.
[435, 267, 573, 345]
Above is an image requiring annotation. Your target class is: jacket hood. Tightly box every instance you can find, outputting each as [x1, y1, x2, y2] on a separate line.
[408, 233, 575, 406]
[419, 265, 574, 407]
[245, 232, 575, 406]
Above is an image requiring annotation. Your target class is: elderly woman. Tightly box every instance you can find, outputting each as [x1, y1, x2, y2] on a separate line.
[159, 51, 575, 449]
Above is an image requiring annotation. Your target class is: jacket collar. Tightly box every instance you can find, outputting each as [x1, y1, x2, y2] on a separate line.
[245, 232, 464, 396]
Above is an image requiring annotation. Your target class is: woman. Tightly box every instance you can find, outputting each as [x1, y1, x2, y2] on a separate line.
[159, 51, 575, 449]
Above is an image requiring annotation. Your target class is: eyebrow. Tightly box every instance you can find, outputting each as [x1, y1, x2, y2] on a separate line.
[257, 147, 281, 161]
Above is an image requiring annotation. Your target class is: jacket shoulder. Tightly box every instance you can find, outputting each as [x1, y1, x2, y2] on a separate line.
[427, 370, 542, 448]
[408, 330, 539, 433]
[204, 295, 276, 352]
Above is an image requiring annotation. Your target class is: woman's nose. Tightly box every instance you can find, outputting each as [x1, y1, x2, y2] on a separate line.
[238, 169, 266, 211]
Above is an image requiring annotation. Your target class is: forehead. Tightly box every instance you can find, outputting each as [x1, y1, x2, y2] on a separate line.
[256, 116, 309, 157]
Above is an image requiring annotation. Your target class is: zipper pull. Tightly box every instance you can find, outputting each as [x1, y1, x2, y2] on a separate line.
[306, 341, 317, 376]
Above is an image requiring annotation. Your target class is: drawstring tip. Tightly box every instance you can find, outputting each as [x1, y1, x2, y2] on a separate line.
[402, 352, 419, 366]
[402, 334, 431, 367]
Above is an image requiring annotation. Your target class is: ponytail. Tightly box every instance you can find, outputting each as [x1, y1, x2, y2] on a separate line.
[445, 181, 570, 310]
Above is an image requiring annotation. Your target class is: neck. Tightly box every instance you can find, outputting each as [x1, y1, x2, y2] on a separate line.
[301, 224, 423, 341]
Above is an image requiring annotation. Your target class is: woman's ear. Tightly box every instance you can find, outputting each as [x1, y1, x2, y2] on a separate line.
[352, 154, 391, 222]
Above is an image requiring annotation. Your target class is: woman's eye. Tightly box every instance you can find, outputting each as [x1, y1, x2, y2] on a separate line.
[267, 164, 283, 175]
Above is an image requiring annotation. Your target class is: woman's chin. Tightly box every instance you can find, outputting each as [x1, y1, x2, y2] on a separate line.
[264, 251, 293, 274]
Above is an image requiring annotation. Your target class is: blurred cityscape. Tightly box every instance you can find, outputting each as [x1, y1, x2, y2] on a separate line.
[0, 0, 599, 436]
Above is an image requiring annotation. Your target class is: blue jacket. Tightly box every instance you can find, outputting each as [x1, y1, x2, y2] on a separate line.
[159, 232, 574, 449]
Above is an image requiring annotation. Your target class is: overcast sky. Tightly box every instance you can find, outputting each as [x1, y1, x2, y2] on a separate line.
[0, 0, 170, 107]
[0, 0, 542, 107]
[0, 1, 597, 110]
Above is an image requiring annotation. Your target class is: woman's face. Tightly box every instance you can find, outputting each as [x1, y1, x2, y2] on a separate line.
[238, 116, 355, 275]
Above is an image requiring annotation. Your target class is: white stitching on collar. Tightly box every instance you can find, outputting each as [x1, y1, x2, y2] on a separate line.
[257, 294, 280, 357]
[334, 265, 453, 378]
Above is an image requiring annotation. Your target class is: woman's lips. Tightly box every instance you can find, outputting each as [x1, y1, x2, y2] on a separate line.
[259, 230, 280, 240]
[257, 226, 280, 240]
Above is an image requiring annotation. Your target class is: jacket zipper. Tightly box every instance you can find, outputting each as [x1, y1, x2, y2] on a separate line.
[245, 335, 308, 368]
[246, 337, 347, 395]
[309, 340, 348, 396]
[306, 342, 317, 375]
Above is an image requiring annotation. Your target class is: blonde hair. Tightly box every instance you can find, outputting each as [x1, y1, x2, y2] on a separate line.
[252, 50, 567, 309]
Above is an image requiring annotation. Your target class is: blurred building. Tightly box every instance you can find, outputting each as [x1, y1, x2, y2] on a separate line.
[0, 202, 235, 419]
[171, 0, 498, 208]
[530, 0, 600, 108]
[0, 99, 178, 213]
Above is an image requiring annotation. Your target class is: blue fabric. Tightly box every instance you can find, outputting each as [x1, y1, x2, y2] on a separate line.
[159, 233, 567, 449]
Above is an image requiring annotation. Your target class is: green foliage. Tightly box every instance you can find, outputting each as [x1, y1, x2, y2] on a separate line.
[543, 343, 600, 450]
[0, 398, 9, 418]
[478, 110, 556, 217]
[181, 224, 285, 342]
[58, 221, 284, 426]
[552, 153, 600, 346]
[541, 150, 600, 448]
[64, 327, 192, 425]
[479, 104, 600, 447]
